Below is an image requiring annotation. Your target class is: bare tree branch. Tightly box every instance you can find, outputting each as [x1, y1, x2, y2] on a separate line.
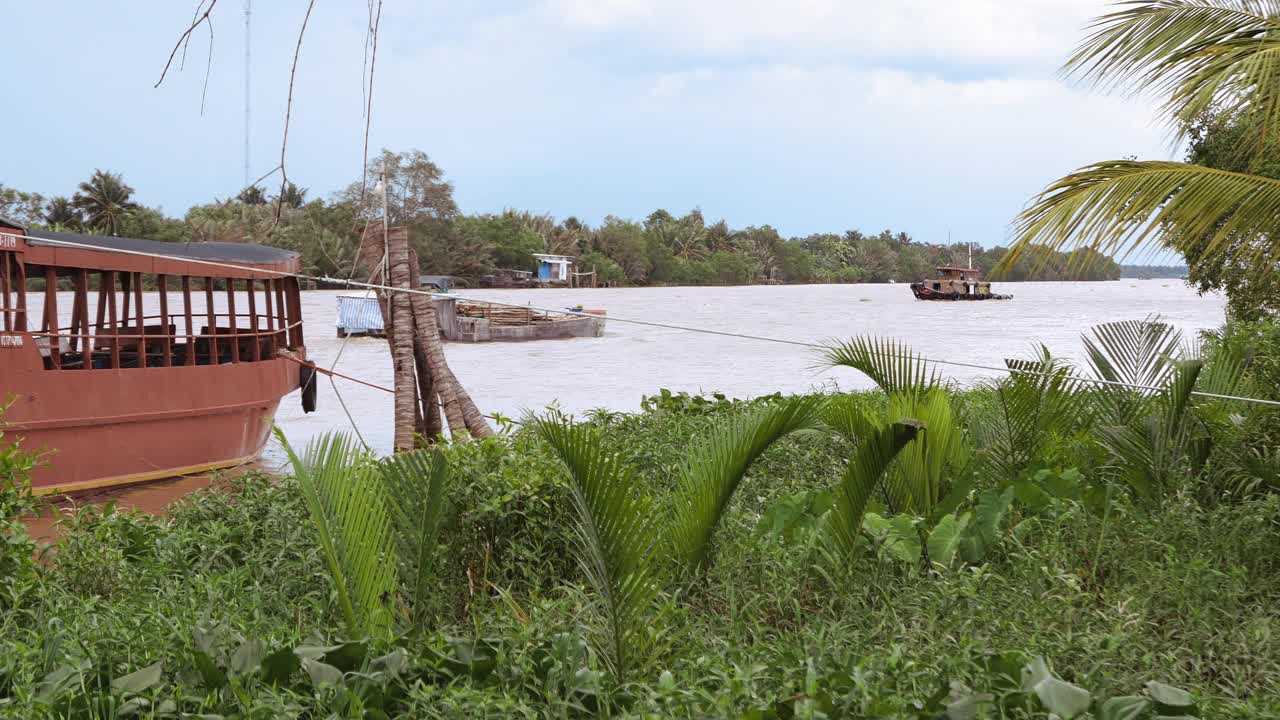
[156, 0, 219, 88]
[269, 0, 318, 233]
[358, 0, 384, 216]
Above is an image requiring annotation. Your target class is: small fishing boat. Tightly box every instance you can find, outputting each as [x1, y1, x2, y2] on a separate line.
[908, 244, 1011, 301]
[0, 218, 313, 495]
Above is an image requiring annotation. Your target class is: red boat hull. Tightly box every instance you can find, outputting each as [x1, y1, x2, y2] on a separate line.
[4, 345, 301, 496]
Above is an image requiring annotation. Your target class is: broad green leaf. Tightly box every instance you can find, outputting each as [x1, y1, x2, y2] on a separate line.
[946, 692, 995, 720]
[303, 658, 344, 687]
[229, 639, 264, 675]
[260, 647, 300, 686]
[1022, 657, 1091, 719]
[1099, 695, 1151, 720]
[1147, 681, 1195, 712]
[111, 662, 162, 693]
[959, 487, 1014, 564]
[192, 651, 227, 690]
[927, 512, 970, 567]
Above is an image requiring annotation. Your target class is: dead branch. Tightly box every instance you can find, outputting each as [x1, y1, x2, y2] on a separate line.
[358, 0, 384, 215]
[155, 0, 218, 88]
[269, 0, 317, 233]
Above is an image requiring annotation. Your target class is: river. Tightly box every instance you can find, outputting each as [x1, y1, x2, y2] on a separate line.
[270, 281, 1224, 460]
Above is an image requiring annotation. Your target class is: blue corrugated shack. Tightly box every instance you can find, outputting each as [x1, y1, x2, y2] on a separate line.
[532, 254, 573, 284]
[336, 295, 385, 337]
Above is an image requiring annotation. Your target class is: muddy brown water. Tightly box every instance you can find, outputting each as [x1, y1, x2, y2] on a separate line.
[18, 281, 1226, 525]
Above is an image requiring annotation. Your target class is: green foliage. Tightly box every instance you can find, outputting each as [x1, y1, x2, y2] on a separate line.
[0, 406, 36, 611]
[1005, 1, 1280, 293]
[823, 336, 941, 396]
[380, 449, 451, 634]
[527, 414, 665, 683]
[667, 396, 826, 571]
[828, 421, 920, 559]
[72, 168, 139, 235]
[970, 346, 1088, 481]
[2, 378, 1280, 715]
[276, 429, 397, 637]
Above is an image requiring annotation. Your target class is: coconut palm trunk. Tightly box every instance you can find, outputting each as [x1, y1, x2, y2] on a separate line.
[359, 226, 492, 443]
[383, 227, 421, 452]
[406, 248, 493, 439]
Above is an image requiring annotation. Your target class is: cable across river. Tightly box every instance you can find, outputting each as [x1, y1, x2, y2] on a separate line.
[15, 232, 1280, 409]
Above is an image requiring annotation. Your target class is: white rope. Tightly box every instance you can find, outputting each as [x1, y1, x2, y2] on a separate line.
[13, 232, 1280, 408]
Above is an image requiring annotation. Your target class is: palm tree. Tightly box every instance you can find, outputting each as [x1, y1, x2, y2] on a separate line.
[43, 197, 82, 229]
[72, 170, 139, 236]
[1000, 1, 1280, 280]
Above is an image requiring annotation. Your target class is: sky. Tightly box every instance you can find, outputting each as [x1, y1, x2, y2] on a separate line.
[5, 1, 1174, 248]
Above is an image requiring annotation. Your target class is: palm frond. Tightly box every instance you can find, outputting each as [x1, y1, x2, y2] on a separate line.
[1095, 358, 1204, 499]
[823, 393, 881, 445]
[822, 336, 941, 395]
[380, 449, 450, 634]
[999, 160, 1280, 276]
[885, 389, 968, 515]
[973, 346, 1090, 480]
[275, 428, 397, 637]
[528, 415, 663, 683]
[829, 421, 921, 559]
[1065, 0, 1280, 142]
[1083, 316, 1184, 422]
[667, 396, 826, 571]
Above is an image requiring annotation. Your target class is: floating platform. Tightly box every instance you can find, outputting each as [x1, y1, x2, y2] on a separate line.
[336, 295, 606, 342]
[436, 298, 605, 342]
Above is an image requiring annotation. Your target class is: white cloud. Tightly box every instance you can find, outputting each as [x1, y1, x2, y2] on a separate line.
[545, 0, 1107, 66]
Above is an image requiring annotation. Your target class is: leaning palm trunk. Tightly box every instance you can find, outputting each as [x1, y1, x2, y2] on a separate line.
[407, 248, 492, 439]
[358, 226, 493, 442]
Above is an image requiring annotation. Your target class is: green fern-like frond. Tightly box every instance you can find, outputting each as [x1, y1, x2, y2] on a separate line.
[528, 414, 663, 683]
[1083, 316, 1185, 424]
[1095, 358, 1205, 499]
[667, 396, 826, 572]
[830, 421, 921, 559]
[380, 449, 450, 634]
[824, 393, 881, 446]
[275, 428, 397, 637]
[884, 389, 968, 516]
[973, 346, 1091, 480]
[822, 336, 941, 395]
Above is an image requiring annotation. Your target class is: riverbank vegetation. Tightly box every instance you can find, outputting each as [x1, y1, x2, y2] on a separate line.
[2, 315, 1278, 718]
[3, 156, 1120, 288]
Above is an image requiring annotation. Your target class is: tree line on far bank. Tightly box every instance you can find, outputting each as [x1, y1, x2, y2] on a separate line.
[1, 149, 1120, 288]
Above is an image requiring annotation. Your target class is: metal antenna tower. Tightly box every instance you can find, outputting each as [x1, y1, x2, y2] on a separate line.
[243, 0, 252, 189]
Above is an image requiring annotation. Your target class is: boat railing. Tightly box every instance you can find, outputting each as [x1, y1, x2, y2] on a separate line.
[30, 317, 304, 370]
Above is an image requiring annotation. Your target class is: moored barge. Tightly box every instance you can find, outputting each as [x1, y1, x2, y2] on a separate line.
[0, 219, 312, 495]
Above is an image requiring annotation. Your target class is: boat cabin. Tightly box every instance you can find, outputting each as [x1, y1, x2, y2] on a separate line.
[924, 266, 987, 295]
[0, 218, 309, 494]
